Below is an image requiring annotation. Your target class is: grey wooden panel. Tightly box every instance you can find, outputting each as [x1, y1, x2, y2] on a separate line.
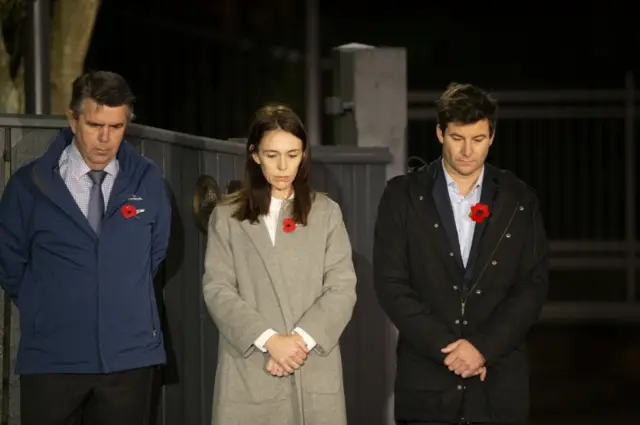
[135, 138, 172, 425]
[0, 128, 9, 424]
[179, 147, 205, 425]
[0, 118, 393, 425]
[351, 164, 390, 425]
[161, 142, 187, 425]
[0, 129, 5, 196]
[2, 127, 56, 425]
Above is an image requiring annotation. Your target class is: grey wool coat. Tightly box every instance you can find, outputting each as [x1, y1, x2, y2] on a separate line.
[202, 193, 357, 425]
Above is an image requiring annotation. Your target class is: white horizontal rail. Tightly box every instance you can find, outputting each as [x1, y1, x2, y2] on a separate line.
[408, 106, 634, 120]
[408, 89, 640, 104]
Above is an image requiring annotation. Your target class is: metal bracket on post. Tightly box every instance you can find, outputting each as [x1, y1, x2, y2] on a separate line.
[324, 97, 354, 117]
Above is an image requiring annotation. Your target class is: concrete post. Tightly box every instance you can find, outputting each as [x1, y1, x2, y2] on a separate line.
[328, 43, 407, 425]
[328, 43, 407, 180]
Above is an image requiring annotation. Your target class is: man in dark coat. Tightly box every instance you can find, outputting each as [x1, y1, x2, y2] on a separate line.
[0, 71, 171, 425]
[373, 82, 549, 425]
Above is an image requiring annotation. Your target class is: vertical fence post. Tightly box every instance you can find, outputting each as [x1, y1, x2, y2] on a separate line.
[305, 0, 320, 146]
[1, 127, 11, 425]
[625, 71, 636, 302]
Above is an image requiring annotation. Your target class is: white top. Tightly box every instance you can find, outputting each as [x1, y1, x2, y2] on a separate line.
[253, 196, 317, 352]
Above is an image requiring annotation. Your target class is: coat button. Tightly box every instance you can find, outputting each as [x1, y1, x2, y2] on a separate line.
[457, 385, 464, 390]
[453, 285, 458, 290]
[419, 196, 424, 200]
[455, 319, 460, 324]
[491, 260, 497, 265]
[506, 233, 511, 238]
[519, 206, 524, 211]
[463, 320, 468, 325]
[449, 252, 454, 257]
[476, 289, 482, 295]
[434, 223, 439, 228]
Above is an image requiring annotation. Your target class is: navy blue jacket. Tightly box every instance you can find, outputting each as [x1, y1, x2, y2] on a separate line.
[0, 127, 171, 374]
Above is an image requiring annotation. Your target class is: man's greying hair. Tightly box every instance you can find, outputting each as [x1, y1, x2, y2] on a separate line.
[69, 71, 136, 121]
[436, 82, 498, 135]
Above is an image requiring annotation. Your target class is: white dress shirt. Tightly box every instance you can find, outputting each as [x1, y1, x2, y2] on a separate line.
[58, 140, 119, 216]
[442, 162, 484, 267]
[253, 196, 317, 352]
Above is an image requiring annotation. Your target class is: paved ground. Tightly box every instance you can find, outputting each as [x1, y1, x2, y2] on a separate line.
[532, 420, 638, 425]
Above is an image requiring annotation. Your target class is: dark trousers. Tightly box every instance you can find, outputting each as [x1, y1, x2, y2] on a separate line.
[20, 366, 156, 425]
[399, 422, 510, 425]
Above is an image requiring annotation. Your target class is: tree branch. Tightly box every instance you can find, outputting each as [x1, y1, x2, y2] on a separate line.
[50, 0, 101, 114]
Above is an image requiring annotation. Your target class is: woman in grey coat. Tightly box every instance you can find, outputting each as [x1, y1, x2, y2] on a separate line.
[202, 104, 357, 425]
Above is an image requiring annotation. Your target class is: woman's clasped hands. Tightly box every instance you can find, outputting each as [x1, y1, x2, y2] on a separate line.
[264, 332, 310, 377]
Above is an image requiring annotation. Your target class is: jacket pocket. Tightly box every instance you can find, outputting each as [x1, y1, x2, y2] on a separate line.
[301, 352, 342, 394]
[396, 349, 455, 391]
[224, 352, 289, 403]
[484, 349, 529, 419]
[17, 275, 43, 338]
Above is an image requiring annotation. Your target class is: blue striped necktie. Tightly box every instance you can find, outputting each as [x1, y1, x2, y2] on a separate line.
[87, 170, 106, 235]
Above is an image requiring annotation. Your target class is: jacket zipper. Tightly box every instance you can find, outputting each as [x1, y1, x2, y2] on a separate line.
[461, 203, 520, 317]
[149, 282, 157, 338]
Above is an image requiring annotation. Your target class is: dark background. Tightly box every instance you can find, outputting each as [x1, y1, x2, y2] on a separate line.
[81, 1, 640, 422]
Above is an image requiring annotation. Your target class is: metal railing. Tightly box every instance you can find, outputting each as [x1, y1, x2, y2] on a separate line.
[407, 73, 640, 322]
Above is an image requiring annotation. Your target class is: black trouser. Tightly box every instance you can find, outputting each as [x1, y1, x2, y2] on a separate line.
[399, 422, 511, 425]
[20, 366, 156, 425]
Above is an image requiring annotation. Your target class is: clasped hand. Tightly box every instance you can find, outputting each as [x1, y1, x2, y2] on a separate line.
[264, 333, 309, 377]
[441, 339, 487, 381]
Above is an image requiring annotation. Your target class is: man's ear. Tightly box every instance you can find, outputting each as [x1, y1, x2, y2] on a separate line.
[436, 125, 444, 145]
[67, 110, 78, 133]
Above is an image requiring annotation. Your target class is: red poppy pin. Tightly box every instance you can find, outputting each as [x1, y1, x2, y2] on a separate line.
[121, 204, 137, 219]
[282, 218, 296, 233]
[469, 202, 490, 223]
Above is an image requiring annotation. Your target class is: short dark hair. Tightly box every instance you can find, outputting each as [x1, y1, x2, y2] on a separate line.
[436, 82, 498, 135]
[69, 71, 136, 121]
[228, 104, 315, 225]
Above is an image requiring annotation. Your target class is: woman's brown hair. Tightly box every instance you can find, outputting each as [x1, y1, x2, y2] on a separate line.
[227, 104, 315, 225]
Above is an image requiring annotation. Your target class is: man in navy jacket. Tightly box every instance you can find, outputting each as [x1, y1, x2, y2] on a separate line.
[0, 71, 171, 425]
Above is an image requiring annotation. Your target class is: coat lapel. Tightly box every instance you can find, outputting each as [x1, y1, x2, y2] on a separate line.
[463, 167, 499, 281]
[466, 167, 517, 286]
[431, 167, 464, 269]
[32, 164, 98, 240]
[238, 207, 295, 330]
[409, 162, 464, 284]
[31, 128, 98, 240]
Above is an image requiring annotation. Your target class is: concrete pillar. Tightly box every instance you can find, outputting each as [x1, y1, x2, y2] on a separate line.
[328, 43, 407, 179]
[328, 43, 407, 425]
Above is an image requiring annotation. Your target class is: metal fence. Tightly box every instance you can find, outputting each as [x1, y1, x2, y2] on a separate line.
[0, 115, 392, 425]
[407, 73, 640, 322]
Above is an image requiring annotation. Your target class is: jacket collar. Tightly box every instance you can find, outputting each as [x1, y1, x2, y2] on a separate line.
[31, 127, 145, 240]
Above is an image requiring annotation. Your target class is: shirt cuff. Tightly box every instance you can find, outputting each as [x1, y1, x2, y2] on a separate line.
[293, 327, 317, 350]
[254, 329, 277, 352]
